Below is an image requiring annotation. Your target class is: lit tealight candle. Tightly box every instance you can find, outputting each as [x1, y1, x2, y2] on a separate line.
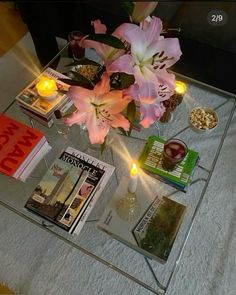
[36, 77, 57, 99]
[128, 162, 139, 193]
[175, 81, 187, 95]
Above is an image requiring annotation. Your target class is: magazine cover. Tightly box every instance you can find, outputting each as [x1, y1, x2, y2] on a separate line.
[98, 176, 186, 263]
[65, 146, 115, 235]
[138, 136, 199, 190]
[25, 150, 105, 231]
[16, 68, 70, 117]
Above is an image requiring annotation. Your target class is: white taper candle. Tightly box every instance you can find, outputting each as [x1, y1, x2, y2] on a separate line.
[128, 162, 138, 193]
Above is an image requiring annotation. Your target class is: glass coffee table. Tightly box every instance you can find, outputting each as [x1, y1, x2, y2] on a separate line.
[1, 45, 236, 294]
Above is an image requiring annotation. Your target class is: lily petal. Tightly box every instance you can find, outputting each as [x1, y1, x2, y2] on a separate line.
[107, 54, 134, 75]
[86, 114, 109, 144]
[140, 101, 165, 128]
[142, 16, 162, 45]
[110, 113, 130, 131]
[123, 84, 140, 100]
[102, 90, 129, 114]
[139, 82, 157, 104]
[64, 111, 87, 126]
[116, 23, 147, 60]
[68, 86, 93, 111]
[94, 72, 110, 96]
[152, 38, 182, 69]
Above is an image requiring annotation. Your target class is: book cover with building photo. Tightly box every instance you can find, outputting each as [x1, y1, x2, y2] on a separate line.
[25, 150, 105, 231]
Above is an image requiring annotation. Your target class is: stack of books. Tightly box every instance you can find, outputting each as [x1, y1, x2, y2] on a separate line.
[0, 114, 51, 181]
[16, 68, 72, 128]
[25, 147, 115, 235]
[138, 136, 199, 191]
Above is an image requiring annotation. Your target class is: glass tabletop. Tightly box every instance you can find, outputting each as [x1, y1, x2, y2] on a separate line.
[1, 45, 236, 294]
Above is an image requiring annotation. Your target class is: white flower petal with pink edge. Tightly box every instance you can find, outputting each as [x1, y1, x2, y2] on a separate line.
[151, 38, 182, 69]
[94, 72, 110, 95]
[116, 23, 147, 61]
[141, 16, 162, 45]
[86, 113, 110, 144]
[64, 111, 87, 127]
[102, 91, 129, 114]
[110, 113, 130, 130]
[140, 101, 165, 128]
[67, 86, 93, 112]
[107, 54, 134, 75]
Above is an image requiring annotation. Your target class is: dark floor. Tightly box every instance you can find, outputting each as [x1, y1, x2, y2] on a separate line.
[172, 37, 236, 94]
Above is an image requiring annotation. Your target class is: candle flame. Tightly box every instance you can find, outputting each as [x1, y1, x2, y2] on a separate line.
[130, 162, 138, 176]
[36, 77, 57, 97]
[175, 81, 187, 94]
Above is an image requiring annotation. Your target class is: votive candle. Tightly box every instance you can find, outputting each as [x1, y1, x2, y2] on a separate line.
[36, 77, 57, 99]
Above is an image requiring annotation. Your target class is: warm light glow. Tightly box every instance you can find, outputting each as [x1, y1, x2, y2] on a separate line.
[175, 81, 187, 95]
[130, 162, 138, 177]
[36, 77, 57, 97]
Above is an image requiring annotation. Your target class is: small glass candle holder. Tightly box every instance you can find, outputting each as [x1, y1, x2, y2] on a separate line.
[115, 162, 141, 222]
[36, 77, 57, 100]
[68, 31, 85, 60]
[174, 81, 187, 105]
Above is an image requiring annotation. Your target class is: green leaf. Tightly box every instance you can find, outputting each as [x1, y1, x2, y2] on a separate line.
[60, 78, 93, 89]
[122, 2, 134, 16]
[118, 127, 128, 136]
[127, 100, 136, 123]
[120, 73, 135, 89]
[66, 58, 101, 67]
[110, 73, 135, 90]
[71, 71, 94, 89]
[100, 136, 107, 154]
[127, 124, 133, 137]
[86, 34, 126, 50]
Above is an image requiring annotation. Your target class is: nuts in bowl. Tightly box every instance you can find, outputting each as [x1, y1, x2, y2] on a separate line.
[189, 107, 218, 132]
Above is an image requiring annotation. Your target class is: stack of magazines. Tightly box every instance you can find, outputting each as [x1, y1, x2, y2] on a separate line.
[25, 147, 115, 235]
[139, 136, 199, 191]
[0, 114, 51, 181]
[16, 68, 72, 128]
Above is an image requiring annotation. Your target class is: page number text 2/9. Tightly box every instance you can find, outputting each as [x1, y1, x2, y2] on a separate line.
[207, 10, 227, 26]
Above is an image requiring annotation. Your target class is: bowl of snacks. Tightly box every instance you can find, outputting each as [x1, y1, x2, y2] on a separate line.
[188, 107, 218, 133]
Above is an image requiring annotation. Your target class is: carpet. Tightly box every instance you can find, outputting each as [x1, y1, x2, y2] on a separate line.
[0, 3, 27, 57]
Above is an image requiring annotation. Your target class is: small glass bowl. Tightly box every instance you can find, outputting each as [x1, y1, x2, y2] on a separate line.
[188, 107, 219, 133]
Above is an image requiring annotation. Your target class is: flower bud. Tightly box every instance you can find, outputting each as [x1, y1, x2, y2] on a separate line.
[131, 2, 158, 23]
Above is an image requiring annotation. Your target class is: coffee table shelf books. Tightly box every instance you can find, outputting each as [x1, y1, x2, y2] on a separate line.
[98, 176, 186, 263]
[0, 114, 51, 181]
[16, 68, 71, 127]
[25, 147, 115, 234]
[138, 136, 199, 191]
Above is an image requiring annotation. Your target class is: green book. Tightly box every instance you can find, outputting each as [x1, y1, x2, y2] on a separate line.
[138, 136, 199, 191]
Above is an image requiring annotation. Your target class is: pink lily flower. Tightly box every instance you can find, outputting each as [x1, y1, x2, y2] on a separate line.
[81, 20, 125, 66]
[65, 73, 130, 144]
[124, 81, 173, 127]
[108, 16, 182, 93]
